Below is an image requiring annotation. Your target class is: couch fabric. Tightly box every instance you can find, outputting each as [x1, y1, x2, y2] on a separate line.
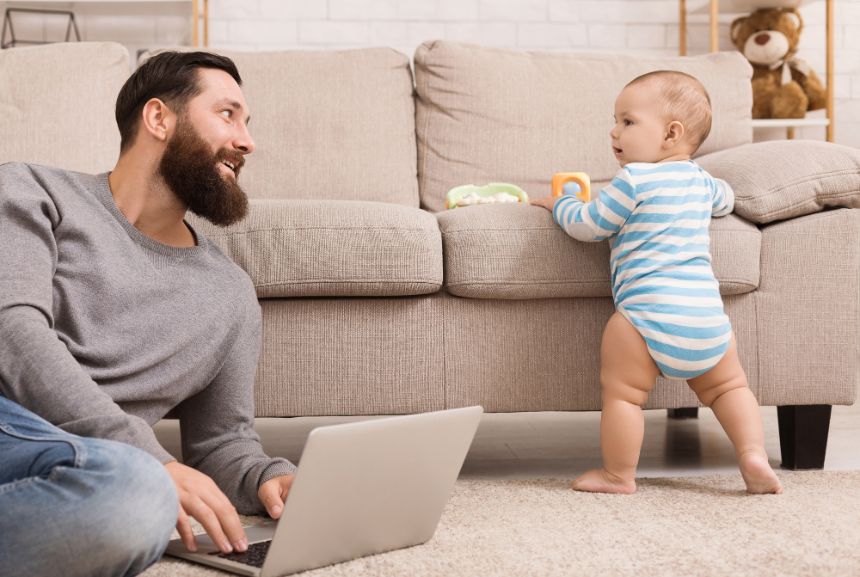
[437, 208, 760, 299]
[414, 41, 754, 212]
[1, 41, 858, 422]
[698, 140, 860, 224]
[214, 48, 419, 206]
[0, 42, 126, 174]
[187, 199, 442, 298]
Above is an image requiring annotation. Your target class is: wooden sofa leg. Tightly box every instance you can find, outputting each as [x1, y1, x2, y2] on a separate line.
[777, 405, 832, 470]
[668, 408, 699, 419]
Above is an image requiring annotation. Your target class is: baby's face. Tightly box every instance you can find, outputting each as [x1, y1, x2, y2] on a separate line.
[610, 83, 671, 166]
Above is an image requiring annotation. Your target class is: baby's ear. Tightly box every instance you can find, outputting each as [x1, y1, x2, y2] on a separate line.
[664, 120, 685, 147]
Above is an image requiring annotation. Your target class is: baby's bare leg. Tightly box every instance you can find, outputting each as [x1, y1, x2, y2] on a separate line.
[686, 339, 782, 494]
[572, 312, 660, 494]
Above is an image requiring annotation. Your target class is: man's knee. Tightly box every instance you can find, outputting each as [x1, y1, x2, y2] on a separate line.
[0, 438, 177, 577]
[74, 440, 178, 576]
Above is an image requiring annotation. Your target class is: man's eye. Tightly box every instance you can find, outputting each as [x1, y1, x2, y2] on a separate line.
[220, 110, 233, 119]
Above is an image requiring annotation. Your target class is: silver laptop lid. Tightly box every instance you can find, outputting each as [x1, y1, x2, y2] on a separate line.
[260, 405, 483, 577]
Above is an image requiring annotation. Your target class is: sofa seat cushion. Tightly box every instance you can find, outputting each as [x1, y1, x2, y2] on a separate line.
[188, 200, 442, 297]
[437, 205, 760, 299]
[414, 41, 753, 213]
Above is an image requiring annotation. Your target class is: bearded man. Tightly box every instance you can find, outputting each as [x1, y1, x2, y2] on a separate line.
[0, 51, 295, 577]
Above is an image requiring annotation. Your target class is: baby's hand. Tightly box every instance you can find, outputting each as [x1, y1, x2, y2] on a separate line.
[530, 196, 558, 212]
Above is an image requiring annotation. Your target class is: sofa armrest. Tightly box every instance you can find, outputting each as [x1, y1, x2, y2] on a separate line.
[696, 141, 860, 225]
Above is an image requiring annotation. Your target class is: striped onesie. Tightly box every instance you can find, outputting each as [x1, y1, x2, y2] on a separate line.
[552, 160, 735, 379]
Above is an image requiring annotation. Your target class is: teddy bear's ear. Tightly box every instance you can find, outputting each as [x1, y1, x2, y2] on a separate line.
[730, 16, 747, 44]
[782, 7, 803, 33]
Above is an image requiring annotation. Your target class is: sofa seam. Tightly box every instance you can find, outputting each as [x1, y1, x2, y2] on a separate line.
[442, 227, 760, 234]
[753, 287, 762, 399]
[441, 292, 449, 411]
[254, 279, 442, 287]
[441, 226, 562, 233]
[740, 191, 860, 222]
[417, 50, 432, 212]
[207, 227, 438, 235]
[447, 280, 608, 286]
[753, 212, 836, 231]
[445, 278, 757, 287]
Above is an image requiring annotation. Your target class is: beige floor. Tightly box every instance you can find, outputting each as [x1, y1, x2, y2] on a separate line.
[154, 402, 859, 479]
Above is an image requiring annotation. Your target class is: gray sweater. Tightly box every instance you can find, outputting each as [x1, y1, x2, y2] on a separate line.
[0, 162, 296, 514]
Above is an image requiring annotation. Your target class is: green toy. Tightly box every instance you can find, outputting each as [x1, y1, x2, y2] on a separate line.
[445, 183, 528, 209]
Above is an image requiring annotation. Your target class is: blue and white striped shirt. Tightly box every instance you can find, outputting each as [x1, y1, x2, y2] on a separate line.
[552, 160, 735, 379]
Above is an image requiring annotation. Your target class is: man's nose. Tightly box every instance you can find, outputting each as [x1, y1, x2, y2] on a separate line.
[235, 124, 255, 155]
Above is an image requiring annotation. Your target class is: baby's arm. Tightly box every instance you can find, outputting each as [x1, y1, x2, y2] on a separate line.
[552, 170, 637, 242]
[711, 177, 735, 217]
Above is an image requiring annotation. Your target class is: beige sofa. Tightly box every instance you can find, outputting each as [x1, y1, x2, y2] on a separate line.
[2, 41, 858, 470]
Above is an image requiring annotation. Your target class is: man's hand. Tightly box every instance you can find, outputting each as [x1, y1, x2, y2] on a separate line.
[530, 195, 559, 212]
[164, 461, 248, 554]
[258, 475, 295, 520]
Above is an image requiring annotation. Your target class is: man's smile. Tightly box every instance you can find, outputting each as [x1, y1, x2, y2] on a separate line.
[218, 156, 244, 179]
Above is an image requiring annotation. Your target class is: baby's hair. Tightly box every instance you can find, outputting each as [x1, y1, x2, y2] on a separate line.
[626, 70, 712, 153]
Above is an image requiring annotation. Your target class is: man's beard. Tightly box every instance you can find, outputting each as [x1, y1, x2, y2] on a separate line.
[158, 118, 249, 227]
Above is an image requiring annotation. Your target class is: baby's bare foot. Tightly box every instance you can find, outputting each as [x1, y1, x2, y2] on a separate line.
[571, 469, 636, 494]
[739, 451, 783, 494]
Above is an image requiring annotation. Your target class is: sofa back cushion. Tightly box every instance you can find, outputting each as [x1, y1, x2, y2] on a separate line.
[213, 48, 419, 206]
[414, 41, 753, 213]
[0, 42, 129, 173]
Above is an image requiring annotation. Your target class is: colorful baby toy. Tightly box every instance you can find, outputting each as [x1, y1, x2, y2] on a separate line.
[445, 183, 529, 209]
[551, 172, 591, 202]
[444, 172, 591, 209]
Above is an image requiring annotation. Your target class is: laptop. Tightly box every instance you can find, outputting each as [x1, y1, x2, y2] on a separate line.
[164, 405, 483, 576]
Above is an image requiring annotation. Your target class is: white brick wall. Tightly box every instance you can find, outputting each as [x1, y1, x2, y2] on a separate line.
[0, 0, 857, 146]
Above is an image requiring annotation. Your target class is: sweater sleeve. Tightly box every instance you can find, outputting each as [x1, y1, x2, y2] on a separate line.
[552, 169, 637, 242]
[711, 177, 735, 217]
[173, 297, 297, 515]
[0, 163, 173, 463]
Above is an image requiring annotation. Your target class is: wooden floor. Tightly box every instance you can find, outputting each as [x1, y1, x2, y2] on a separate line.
[155, 403, 859, 479]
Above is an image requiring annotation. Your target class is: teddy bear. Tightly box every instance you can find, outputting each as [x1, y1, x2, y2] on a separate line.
[730, 7, 827, 119]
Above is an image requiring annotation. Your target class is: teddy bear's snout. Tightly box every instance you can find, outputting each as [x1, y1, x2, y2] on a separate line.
[743, 30, 789, 65]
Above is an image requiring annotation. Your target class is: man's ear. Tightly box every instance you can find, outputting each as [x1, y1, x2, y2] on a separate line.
[141, 98, 173, 143]
[664, 120, 685, 149]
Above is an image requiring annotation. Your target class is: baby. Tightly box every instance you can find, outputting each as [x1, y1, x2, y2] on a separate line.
[532, 70, 782, 495]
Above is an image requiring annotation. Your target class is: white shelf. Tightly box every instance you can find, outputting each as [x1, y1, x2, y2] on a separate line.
[3, 1, 188, 4]
[0, 0, 208, 45]
[752, 118, 830, 129]
[686, 0, 806, 14]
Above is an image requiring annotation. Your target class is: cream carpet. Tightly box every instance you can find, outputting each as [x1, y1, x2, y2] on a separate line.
[144, 470, 860, 577]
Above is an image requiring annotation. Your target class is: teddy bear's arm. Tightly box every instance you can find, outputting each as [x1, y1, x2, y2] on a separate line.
[792, 65, 827, 111]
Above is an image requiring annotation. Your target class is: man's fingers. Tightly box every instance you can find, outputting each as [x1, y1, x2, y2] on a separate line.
[185, 496, 235, 554]
[259, 481, 285, 519]
[198, 489, 248, 552]
[259, 476, 294, 519]
[165, 461, 248, 554]
[176, 505, 197, 552]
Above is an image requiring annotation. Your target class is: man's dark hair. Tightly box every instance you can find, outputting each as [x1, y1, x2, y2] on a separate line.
[115, 51, 241, 153]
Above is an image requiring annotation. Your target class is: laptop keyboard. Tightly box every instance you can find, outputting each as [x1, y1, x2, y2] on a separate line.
[209, 540, 272, 568]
